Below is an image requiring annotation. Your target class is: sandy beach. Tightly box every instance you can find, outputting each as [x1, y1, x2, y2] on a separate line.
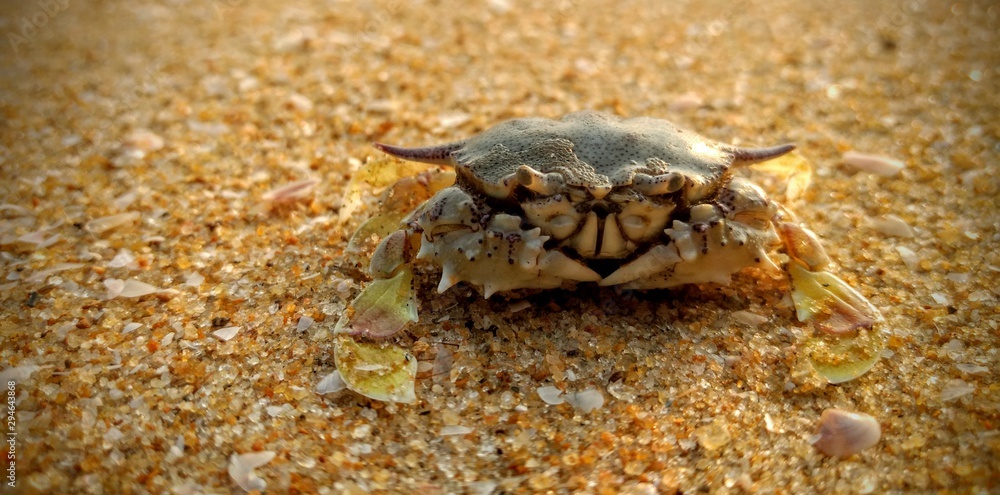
[1, 1, 997, 493]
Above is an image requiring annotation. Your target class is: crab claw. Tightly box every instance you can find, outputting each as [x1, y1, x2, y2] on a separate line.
[778, 222, 881, 335]
[600, 244, 681, 286]
[336, 266, 419, 340]
[778, 222, 831, 271]
[370, 230, 411, 279]
[788, 263, 882, 335]
[787, 259, 884, 384]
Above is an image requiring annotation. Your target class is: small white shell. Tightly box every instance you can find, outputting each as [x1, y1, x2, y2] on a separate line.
[842, 151, 905, 177]
[812, 408, 881, 457]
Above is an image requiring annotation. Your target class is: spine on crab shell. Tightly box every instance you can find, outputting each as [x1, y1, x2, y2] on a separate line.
[727, 143, 797, 165]
[372, 141, 465, 165]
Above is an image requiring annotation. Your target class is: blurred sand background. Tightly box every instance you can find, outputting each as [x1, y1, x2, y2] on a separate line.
[0, 0, 997, 493]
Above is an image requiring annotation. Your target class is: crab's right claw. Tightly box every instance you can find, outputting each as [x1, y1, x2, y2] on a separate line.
[779, 222, 884, 383]
[779, 222, 882, 334]
[787, 263, 882, 335]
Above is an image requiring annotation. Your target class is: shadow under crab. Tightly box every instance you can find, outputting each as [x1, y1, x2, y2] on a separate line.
[332, 111, 884, 402]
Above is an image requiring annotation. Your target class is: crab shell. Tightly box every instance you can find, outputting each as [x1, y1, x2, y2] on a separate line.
[372, 111, 797, 296]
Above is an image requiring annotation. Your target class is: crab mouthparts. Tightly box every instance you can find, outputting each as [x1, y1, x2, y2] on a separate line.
[562, 208, 635, 260]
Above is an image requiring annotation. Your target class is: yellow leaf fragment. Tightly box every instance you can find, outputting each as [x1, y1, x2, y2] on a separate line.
[788, 264, 882, 335]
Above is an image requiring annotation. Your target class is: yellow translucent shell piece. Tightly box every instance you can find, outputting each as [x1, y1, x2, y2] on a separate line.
[347, 213, 406, 258]
[749, 152, 812, 202]
[332, 267, 420, 403]
[332, 334, 417, 403]
[339, 157, 439, 224]
[788, 263, 884, 383]
[803, 328, 883, 385]
[346, 167, 456, 267]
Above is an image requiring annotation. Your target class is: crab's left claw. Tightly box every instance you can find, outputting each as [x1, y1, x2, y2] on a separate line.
[778, 222, 884, 383]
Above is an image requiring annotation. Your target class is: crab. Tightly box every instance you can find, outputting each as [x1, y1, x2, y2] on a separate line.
[331, 111, 883, 402]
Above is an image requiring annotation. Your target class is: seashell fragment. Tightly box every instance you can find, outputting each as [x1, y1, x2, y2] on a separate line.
[119, 279, 160, 298]
[870, 214, 914, 238]
[842, 151, 904, 177]
[212, 326, 240, 341]
[261, 178, 319, 203]
[940, 379, 975, 401]
[731, 310, 768, 327]
[228, 451, 276, 491]
[85, 212, 140, 234]
[537, 385, 565, 405]
[123, 129, 165, 154]
[440, 425, 474, 436]
[316, 370, 348, 395]
[563, 388, 604, 413]
[895, 246, 919, 270]
[812, 408, 881, 458]
[0, 364, 43, 384]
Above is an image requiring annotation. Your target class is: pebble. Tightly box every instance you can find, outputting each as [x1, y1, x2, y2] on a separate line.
[695, 418, 732, 451]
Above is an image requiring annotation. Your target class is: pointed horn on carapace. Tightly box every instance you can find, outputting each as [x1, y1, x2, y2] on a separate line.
[728, 143, 796, 165]
[372, 141, 465, 165]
